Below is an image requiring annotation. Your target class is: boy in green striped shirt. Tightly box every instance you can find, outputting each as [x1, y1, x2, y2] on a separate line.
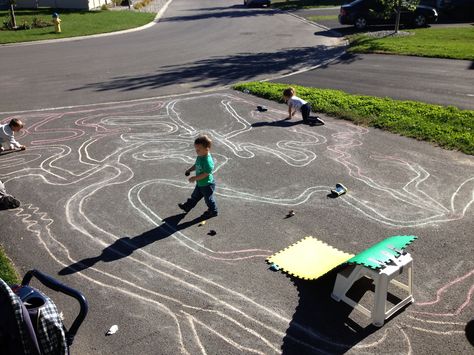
[178, 135, 218, 218]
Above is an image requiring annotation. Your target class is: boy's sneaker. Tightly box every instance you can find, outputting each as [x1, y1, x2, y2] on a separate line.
[202, 210, 218, 219]
[178, 203, 190, 213]
[0, 147, 4, 153]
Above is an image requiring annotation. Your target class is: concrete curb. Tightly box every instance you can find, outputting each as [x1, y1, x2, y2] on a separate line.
[0, 3, 350, 114]
[0, 0, 173, 48]
[261, 9, 348, 81]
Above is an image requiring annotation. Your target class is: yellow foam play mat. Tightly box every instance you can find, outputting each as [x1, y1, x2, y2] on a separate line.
[266, 236, 354, 280]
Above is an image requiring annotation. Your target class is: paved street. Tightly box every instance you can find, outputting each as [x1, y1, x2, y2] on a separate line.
[0, 1, 473, 354]
[0, 0, 343, 112]
[274, 52, 474, 109]
[281, 7, 474, 110]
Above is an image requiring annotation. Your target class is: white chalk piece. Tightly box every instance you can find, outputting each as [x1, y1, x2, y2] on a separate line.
[106, 325, 118, 335]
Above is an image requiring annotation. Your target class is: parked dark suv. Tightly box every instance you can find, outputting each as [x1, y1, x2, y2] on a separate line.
[438, 0, 474, 15]
[339, 0, 439, 29]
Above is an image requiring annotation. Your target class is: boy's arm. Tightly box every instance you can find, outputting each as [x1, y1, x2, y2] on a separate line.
[8, 133, 23, 149]
[189, 159, 213, 182]
[186, 164, 196, 173]
[190, 172, 209, 182]
[288, 105, 293, 119]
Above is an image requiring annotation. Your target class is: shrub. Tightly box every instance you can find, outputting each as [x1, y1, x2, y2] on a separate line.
[2, 15, 13, 30]
[16, 20, 31, 30]
[101, 4, 109, 10]
[233, 82, 474, 155]
[32, 17, 52, 28]
[133, 0, 153, 9]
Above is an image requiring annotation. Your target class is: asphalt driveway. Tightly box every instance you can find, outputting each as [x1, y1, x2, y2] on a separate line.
[0, 1, 473, 354]
[1, 90, 473, 354]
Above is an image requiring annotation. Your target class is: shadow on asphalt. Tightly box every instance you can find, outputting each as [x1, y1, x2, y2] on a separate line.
[319, 51, 362, 67]
[184, 5, 246, 11]
[466, 319, 474, 346]
[159, 5, 274, 22]
[69, 45, 344, 92]
[58, 212, 208, 275]
[252, 116, 325, 128]
[281, 271, 405, 353]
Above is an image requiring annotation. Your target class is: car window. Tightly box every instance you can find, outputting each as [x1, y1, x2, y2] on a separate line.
[369, 0, 384, 11]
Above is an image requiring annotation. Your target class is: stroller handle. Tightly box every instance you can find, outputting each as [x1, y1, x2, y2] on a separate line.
[21, 269, 88, 346]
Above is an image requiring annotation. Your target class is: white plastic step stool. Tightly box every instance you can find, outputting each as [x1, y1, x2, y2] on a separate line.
[331, 252, 414, 327]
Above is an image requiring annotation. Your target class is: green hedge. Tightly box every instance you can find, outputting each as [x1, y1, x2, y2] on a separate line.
[233, 82, 474, 155]
[0, 246, 19, 284]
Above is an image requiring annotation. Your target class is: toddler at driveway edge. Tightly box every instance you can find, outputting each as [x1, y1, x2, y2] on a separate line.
[178, 135, 218, 219]
[282, 87, 314, 125]
[0, 118, 26, 153]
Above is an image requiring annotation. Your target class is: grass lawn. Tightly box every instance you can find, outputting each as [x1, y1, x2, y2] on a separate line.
[0, 246, 19, 284]
[233, 82, 474, 155]
[271, 0, 346, 10]
[307, 14, 339, 21]
[0, 8, 156, 44]
[348, 27, 474, 60]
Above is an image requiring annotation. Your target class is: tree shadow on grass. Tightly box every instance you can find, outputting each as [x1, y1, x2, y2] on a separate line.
[58, 212, 207, 275]
[69, 45, 345, 93]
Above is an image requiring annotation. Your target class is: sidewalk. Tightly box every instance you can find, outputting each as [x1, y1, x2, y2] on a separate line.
[111, 0, 169, 13]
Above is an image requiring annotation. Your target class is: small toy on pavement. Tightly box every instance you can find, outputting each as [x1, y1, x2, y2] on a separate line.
[331, 183, 347, 197]
[106, 325, 118, 336]
[269, 263, 280, 271]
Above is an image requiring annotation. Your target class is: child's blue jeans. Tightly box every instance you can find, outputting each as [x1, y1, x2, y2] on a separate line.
[183, 183, 217, 213]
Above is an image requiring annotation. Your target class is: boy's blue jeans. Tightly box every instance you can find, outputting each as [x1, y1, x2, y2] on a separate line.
[183, 183, 217, 213]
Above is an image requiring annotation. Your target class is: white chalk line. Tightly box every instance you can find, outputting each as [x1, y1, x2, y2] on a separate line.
[2, 92, 474, 353]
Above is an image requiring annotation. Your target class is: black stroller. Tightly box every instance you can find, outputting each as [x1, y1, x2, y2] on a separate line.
[0, 269, 88, 355]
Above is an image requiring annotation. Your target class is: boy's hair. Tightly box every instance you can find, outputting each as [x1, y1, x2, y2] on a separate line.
[283, 87, 295, 98]
[9, 118, 24, 129]
[194, 135, 212, 149]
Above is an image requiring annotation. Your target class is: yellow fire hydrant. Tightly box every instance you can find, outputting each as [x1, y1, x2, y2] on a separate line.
[52, 12, 61, 33]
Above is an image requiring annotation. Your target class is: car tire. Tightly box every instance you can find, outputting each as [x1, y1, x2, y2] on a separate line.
[354, 17, 368, 30]
[413, 14, 427, 27]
